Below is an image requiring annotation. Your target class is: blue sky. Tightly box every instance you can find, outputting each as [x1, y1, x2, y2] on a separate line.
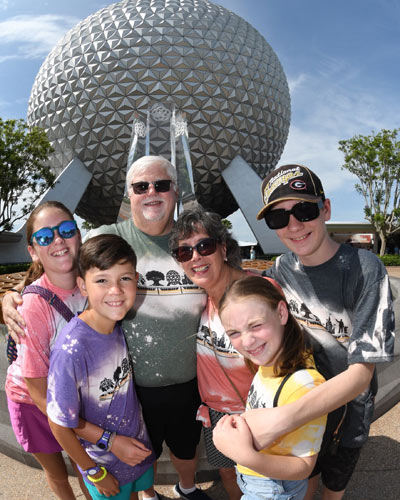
[0, 0, 399, 238]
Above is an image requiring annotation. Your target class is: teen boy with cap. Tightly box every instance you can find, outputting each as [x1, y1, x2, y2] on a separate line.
[245, 164, 394, 499]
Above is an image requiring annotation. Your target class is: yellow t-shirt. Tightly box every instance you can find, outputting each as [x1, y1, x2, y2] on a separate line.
[237, 363, 327, 478]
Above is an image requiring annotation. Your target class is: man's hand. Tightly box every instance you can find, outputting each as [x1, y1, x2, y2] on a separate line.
[93, 471, 120, 497]
[111, 435, 152, 466]
[213, 414, 255, 464]
[2, 291, 25, 342]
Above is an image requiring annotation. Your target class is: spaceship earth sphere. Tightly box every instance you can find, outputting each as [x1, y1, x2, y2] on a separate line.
[27, 0, 291, 224]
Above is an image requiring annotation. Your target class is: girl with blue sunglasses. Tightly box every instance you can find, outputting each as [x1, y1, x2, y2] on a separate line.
[5, 202, 157, 499]
[5, 201, 89, 500]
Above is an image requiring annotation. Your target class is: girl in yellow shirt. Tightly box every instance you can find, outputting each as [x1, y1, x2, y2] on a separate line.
[214, 276, 326, 500]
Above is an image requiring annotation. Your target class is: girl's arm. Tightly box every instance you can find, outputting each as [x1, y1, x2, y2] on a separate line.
[213, 415, 317, 480]
[48, 418, 120, 497]
[242, 362, 374, 450]
[24, 377, 47, 415]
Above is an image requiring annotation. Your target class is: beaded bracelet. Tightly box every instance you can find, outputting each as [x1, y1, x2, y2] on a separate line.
[87, 466, 108, 483]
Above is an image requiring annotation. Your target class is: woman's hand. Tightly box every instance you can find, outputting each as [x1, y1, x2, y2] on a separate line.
[213, 414, 255, 464]
[2, 291, 25, 342]
[111, 435, 152, 466]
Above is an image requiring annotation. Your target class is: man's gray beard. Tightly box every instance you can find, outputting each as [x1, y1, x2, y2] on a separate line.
[141, 205, 166, 222]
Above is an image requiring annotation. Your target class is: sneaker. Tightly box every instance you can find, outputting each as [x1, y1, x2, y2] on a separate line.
[143, 493, 163, 500]
[173, 483, 212, 500]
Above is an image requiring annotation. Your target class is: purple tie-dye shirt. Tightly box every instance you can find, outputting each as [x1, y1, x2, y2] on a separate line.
[47, 316, 154, 485]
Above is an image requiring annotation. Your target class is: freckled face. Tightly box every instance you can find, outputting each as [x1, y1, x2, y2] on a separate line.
[220, 296, 288, 367]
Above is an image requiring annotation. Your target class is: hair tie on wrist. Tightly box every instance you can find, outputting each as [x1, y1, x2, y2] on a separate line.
[87, 466, 107, 483]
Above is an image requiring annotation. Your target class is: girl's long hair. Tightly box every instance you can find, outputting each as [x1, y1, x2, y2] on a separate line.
[24, 201, 75, 287]
[220, 276, 311, 376]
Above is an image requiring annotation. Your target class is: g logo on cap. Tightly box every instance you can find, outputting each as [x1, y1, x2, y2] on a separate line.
[290, 179, 307, 191]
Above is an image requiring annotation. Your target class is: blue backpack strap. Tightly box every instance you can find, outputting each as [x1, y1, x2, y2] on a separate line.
[6, 334, 18, 365]
[22, 285, 74, 322]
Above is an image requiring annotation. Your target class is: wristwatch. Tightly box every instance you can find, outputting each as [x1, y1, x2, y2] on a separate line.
[84, 465, 102, 478]
[96, 429, 113, 450]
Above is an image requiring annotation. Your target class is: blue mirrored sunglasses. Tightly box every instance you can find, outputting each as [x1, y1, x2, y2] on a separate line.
[30, 220, 78, 246]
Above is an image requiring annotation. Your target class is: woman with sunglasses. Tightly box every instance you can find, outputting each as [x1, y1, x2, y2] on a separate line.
[169, 206, 278, 500]
[5, 201, 89, 500]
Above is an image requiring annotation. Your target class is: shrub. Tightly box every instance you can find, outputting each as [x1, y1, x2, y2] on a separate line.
[378, 255, 400, 266]
[0, 262, 30, 275]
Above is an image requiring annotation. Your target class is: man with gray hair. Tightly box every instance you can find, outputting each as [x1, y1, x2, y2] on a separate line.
[3, 155, 209, 500]
[87, 155, 209, 500]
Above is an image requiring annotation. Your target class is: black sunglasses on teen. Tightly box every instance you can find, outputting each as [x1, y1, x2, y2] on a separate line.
[131, 179, 172, 195]
[264, 200, 324, 230]
[172, 238, 218, 263]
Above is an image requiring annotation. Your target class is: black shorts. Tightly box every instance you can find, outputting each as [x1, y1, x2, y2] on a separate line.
[310, 445, 362, 492]
[135, 378, 202, 460]
[203, 408, 236, 468]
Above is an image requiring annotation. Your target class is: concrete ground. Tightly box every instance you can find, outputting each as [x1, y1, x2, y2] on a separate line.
[1, 402, 400, 500]
[2, 267, 400, 499]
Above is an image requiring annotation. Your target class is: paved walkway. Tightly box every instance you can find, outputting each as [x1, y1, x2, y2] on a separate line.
[1, 401, 400, 499]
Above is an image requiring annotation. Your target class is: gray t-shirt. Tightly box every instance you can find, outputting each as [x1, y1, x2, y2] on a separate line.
[88, 219, 207, 387]
[265, 244, 394, 446]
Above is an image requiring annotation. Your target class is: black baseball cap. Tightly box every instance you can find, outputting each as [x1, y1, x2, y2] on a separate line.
[256, 164, 325, 220]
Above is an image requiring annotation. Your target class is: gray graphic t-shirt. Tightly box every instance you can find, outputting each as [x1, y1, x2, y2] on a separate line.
[265, 244, 394, 446]
[88, 219, 207, 387]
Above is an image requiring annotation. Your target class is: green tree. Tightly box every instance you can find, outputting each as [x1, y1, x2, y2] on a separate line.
[81, 220, 99, 231]
[221, 218, 232, 230]
[0, 118, 55, 232]
[339, 128, 400, 256]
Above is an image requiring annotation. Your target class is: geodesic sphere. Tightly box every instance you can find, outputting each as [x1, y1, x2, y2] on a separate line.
[27, 0, 290, 224]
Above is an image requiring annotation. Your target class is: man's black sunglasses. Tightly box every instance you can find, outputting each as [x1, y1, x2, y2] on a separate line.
[171, 238, 218, 263]
[131, 179, 172, 195]
[264, 200, 324, 230]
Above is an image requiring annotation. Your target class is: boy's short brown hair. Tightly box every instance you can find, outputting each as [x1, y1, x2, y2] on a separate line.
[79, 234, 137, 277]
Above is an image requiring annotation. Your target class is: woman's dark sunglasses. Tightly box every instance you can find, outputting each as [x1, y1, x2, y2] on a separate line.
[172, 238, 218, 263]
[264, 200, 324, 230]
[131, 179, 172, 195]
[31, 220, 78, 246]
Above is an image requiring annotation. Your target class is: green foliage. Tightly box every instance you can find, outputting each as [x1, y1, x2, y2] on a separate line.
[81, 220, 100, 231]
[0, 118, 55, 232]
[221, 218, 232, 230]
[339, 128, 400, 256]
[0, 262, 30, 275]
[258, 253, 282, 261]
[378, 254, 400, 266]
